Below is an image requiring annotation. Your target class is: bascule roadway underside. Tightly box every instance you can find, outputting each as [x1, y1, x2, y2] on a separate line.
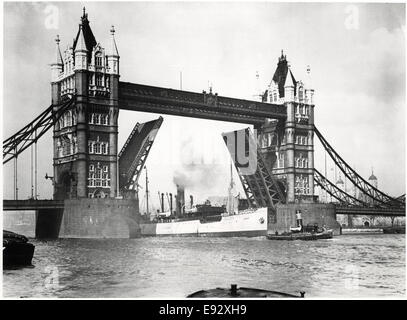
[118, 82, 287, 124]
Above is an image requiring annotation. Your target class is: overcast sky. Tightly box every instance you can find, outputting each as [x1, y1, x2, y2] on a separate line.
[2, 1, 405, 208]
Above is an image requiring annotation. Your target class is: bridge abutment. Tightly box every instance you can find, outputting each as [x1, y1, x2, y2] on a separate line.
[59, 198, 140, 238]
[35, 208, 64, 239]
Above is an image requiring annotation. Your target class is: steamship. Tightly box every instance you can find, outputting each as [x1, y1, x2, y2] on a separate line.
[139, 167, 268, 237]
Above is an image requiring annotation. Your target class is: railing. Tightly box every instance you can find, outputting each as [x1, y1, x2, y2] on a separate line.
[3, 199, 64, 211]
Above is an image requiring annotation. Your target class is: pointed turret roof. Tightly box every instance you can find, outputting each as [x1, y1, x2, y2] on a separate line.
[108, 25, 119, 57]
[75, 24, 87, 52]
[304, 65, 312, 90]
[272, 50, 296, 98]
[73, 8, 97, 60]
[54, 35, 63, 65]
[284, 67, 295, 87]
[368, 169, 377, 181]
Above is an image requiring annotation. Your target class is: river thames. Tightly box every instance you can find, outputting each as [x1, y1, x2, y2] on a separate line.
[3, 234, 405, 298]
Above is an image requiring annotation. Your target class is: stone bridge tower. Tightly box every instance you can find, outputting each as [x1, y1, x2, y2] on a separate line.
[257, 52, 315, 203]
[51, 9, 120, 200]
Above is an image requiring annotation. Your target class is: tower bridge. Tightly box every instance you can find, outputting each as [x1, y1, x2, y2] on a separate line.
[3, 10, 404, 238]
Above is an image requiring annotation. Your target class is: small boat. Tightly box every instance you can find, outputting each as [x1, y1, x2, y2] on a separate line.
[187, 284, 305, 298]
[267, 226, 333, 241]
[383, 226, 405, 234]
[3, 230, 35, 267]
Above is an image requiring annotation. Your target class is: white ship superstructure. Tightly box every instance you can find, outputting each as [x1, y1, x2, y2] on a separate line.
[140, 207, 268, 237]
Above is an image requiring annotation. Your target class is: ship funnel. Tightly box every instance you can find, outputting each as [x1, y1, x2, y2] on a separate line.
[190, 195, 193, 209]
[169, 193, 173, 215]
[161, 193, 165, 212]
[176, 185, 185, 216]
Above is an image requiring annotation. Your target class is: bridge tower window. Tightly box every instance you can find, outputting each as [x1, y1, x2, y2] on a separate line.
[88, 141, 94, 153]
[94, 142, 101, 154]
[72, 111, 77, 125]
[298, 86, 304, 102]
[101, 114, 109, 125]
[101, 143, 107, 155]
[95, 52, 103, 67]
[96, 74, 103, 87]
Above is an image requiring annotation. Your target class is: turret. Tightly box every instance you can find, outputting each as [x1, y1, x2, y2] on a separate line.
[305, 65, 314, 105]
[51, 35, 63, 82]
[284, 65, 295, 103]
[107, 26, 120, 75]
[368, 169, 378, 188]
[336, 174, 344, 190]
[74, 24, 88, 71]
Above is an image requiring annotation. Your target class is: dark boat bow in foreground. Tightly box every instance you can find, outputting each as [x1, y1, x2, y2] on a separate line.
[3, 230, 35, 267]
[187, 284, 305, 298]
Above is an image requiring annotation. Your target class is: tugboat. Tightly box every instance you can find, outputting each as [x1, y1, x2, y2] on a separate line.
[382, 226, 405, 234]
[3, 230, 35, 267]
[267, 210, 333, 241]
[187, 284, 305, 298]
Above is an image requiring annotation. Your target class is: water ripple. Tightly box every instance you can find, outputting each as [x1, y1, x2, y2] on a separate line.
[3, 234, 405, 298]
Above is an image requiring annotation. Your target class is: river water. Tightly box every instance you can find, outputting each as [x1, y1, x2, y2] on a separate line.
[3, 234, 405, 298]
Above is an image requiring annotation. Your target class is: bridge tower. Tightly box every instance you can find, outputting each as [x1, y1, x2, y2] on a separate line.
[258, 52, 315, 203]
[51, 9, 120, 200]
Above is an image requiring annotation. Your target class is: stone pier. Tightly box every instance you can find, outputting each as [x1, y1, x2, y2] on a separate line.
[59, 198, 141, 238]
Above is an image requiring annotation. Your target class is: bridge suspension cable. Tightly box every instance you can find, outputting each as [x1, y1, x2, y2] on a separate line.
[314, 126, 403, 208]
[3, 97, 75, 165]
[314, 168, 367, 206]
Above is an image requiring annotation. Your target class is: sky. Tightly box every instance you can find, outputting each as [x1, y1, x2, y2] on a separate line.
[2, 1, 405, 209]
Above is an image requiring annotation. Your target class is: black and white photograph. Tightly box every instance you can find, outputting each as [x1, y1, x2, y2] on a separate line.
[1, 1, 405, 301]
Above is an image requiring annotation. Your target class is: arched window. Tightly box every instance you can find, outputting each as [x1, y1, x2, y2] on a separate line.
[95, 52, 103, 67]
[88, 142, 94, 154]
[95, 167, 102, 187]
[101, 114, 108, 125]
[298, 86, 304, 101]
[66, 111, 72, 127]
[94, 142, 101, 154]
[101, 143, 107, 155]
[72, 112, 77, 125]
[278, 153, 284, 168]
[96, 74, 103, 86]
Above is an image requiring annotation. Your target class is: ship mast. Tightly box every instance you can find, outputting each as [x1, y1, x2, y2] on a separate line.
[227, 162, 235, 215]
[145, 165, 149, 216]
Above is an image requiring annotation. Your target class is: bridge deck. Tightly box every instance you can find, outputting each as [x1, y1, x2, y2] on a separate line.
[336, 205, 405, 216]
[4, 199, 404, 216]
[118, 82, 286, 124]
[3, 200, 64, 211]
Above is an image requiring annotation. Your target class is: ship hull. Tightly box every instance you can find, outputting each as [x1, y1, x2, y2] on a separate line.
[140, 208, 268, 237]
